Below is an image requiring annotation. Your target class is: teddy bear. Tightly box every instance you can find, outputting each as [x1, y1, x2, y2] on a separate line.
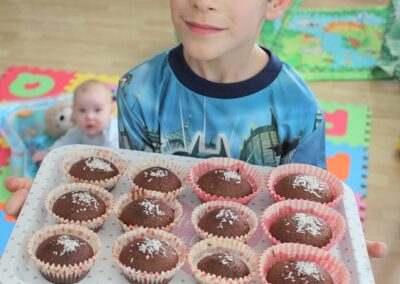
[45, 100, 74, 138]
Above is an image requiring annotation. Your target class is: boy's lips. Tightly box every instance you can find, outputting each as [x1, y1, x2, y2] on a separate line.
[185, 21, 225, 35]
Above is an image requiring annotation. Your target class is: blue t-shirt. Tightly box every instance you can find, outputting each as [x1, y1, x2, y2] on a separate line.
[117, 45, 326, 168]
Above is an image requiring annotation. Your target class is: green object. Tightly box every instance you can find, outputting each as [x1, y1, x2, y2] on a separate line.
[259, 1, 390, 81]
[9, 73, 55, 98]
[375, 0, 400, 79]
[0, 167, 11, 203]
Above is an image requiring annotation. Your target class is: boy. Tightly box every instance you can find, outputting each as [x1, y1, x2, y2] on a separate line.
[4, 0, 387, 257]
[32, 79, 118, 163]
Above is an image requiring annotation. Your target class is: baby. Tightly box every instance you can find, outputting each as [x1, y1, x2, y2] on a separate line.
[32, 79, 118, 163]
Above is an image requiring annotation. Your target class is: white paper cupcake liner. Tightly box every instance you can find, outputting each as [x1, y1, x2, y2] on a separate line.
[45, 183, 114, 232]
[258, 243, 351, 284]
[125, 159, 188, 199]
[114, 189, 183, 232]
[187, 157, 264, 205]
[27, 224, 102, 284]
[191, 200, 258, 243]
[266, 163, 344, 208]
[188, 237, 258, 284]
[260, 199, 346, 250]
[112, 227, 187, 284]
[61, 147, 128, 191]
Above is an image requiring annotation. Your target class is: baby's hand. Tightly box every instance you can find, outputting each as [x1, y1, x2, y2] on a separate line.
[366, 240, 388, 258]
[4, 177, 33, 218]
[32, 150, 48, 163]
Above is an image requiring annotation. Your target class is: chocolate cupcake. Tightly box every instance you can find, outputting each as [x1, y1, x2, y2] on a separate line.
[126, 159, 187, 199]
[188, 237, 257, 284]
[197, 252, 250, 279]
[275, 174, 333, 203]
[62, 147, 128, 191]
[28, 224, 101, 284]
[115, 190, 182, 232]
[197, 169, 253, 198]
[266, 163, 344, 207]
[192, 200, 258, 242]
[261, 199, 346, 250]
[266, 259, 333, 284]
[45, 183, 114, 231]
[112, 227, 187, 284]
[269, 213, 333, 248]
[188, 157, 264, 204]
[258, 243, 350, 284]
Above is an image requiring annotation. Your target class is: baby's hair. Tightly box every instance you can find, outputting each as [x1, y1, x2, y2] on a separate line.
[73, 79, 114, 102]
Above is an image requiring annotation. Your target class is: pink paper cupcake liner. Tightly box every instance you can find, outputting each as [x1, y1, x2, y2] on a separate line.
[187, 157, 264, 205]
[45, 183, 114, 232]
[260, 199, 346, 250]
[191, 200, 258, 243]
[266, 163, 344, 208]
[61, 147, 128, 191]
[114, 189, 183, 232]
[126, 159, 188, 199]
[27, 224, 102, 284]
[112, 227, 187, 284]
[258, 243, 350, 284]
[188, 237, 258, 284]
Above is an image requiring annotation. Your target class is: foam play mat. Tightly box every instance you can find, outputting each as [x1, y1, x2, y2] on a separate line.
[259, 1, 390, 81]
[0, 66, 371, 255]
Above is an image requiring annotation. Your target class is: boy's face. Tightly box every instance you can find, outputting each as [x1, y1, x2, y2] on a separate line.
[72, 84, 114, 138]
[170, 0, 285, 62]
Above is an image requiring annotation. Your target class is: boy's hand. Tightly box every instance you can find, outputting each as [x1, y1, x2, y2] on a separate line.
[366, 240, 388, 258]
[4, 176, 33, 218]
[32, 150, 48, 163]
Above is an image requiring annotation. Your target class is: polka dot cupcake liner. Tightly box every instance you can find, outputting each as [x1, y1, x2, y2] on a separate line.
[266, 163, 344, 208]
[258, 243, 350, 284]
[188, 237, 258, 284]
[187, 157, 264, 205]
[27, 224, 102, 284]
[61, 147, 128, 191]
[260, 199, 346, 250]
[114, 189, 183, 232]
[125, 159, 188, 199]
[191, 200, 258, 243]
[112, 227, 187, 284]
[45, 183, 114, 232]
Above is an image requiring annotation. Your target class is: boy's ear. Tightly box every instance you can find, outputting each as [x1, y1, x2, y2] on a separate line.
[265, 0, 290, 20]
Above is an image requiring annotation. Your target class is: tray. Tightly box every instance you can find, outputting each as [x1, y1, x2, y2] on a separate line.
[0, 145, 374, 284]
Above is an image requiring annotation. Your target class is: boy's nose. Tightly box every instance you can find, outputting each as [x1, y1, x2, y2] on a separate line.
[191, 0, 216, 11]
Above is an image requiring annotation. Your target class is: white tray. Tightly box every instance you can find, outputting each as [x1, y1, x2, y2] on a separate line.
[0, 145, 374, 284]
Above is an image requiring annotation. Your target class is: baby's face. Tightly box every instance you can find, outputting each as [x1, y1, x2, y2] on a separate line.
[73, 84, 114, 138]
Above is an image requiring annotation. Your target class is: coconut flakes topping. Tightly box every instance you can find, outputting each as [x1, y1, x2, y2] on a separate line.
[215, 209, 239, 228]
[139, 199, 165, 216]
[71, 191, 99, 210]
[217, 253, 235, 265]
[218, 169, 241, 183]
[292, 175, 328, 198]
[295, 261, 325, 281]
[291, 213, 323, 236]
[53, 235, 82, 256]
[137, 238, 167, 260]
[144, 168, 168, 182]
[85, 158, 113, 172]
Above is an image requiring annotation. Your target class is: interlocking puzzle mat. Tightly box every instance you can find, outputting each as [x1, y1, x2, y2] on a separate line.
[259, 1, 390, 81]
[0, 66, 371, 255]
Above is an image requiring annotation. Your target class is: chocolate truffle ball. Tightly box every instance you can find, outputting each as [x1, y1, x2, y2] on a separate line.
[119, 237, 179, 273]
[52, 191, 106, 221]
[275, 174, 333, 203]
[36, 234, 94, 266]
[198, 208, 250, 238]
[119, 198, 174, 229]
[267, 260, 333, 284]
[69, 157, 119, 181]
[133, 167, 181, 193]
[197, 252, 250, 279]
[197, 169, 252, 198]
[270, 213, 332, 248]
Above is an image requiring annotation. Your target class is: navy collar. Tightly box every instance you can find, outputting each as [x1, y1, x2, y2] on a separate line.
[168, 44, 282, 99]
